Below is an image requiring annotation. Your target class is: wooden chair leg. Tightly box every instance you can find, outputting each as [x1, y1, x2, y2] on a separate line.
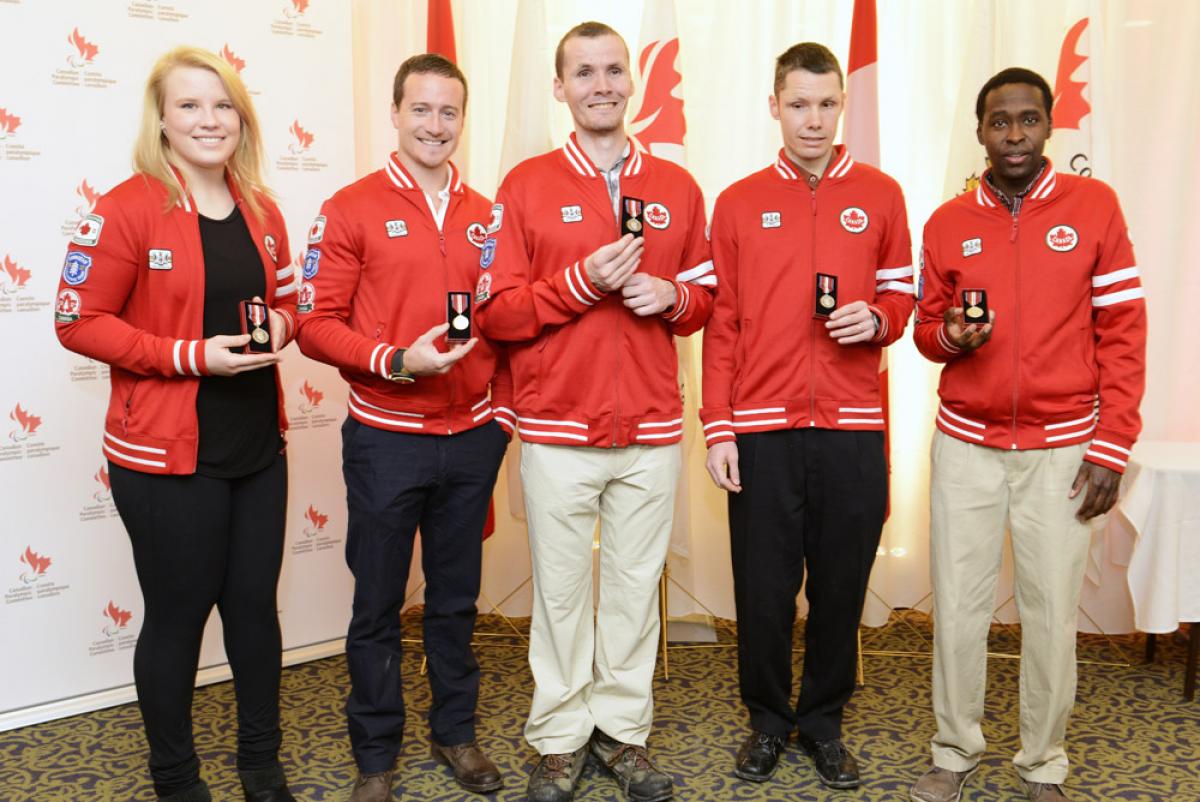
[1185, 623, 1198, 702]
[1145, 632, 1157, 663]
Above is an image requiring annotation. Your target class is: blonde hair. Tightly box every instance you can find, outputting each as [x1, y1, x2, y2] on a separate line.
[133, 46, 272, 222]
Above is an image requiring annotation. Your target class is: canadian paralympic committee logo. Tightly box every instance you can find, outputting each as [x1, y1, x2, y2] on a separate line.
[66, 27, 99, 67]
[290, 378, 337, 430]
[298, 380, 324, 413]
[102, 600, 132, 636]
[18, 546, 51, 584]
[8, 404, 41, 442]
[1, 254, 31, 294]
[277, 120, 328, 172]
[0, 107, 20, 139]
[273, 0, 323, 37]
[220, 43, 246, 73]
[292, 502, 341, 555]
[80, 464, 119, 522]
[53, 29, 116, 89]
[6, 546, 70, 605]
[1, 403, 60, 461]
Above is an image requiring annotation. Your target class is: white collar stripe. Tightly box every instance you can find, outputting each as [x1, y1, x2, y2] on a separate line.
[1031, 167, 1057, 199]
[828, 151, 853, 178]
[775, 157, 799, 180]
[385, 157, 415, 189]
[563, 138, 597, 177]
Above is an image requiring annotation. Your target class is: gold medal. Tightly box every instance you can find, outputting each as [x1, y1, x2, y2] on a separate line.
[965, 305, 983, 320]
[820, 293, 836, 309]
[625, 218, 642, 233]
[251, 327, 269, 344]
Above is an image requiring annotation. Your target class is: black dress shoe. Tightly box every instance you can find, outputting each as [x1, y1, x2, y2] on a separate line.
[239, 765, 296, 802]
[795, 735, 859, 789]
[734, 731, 785, 782]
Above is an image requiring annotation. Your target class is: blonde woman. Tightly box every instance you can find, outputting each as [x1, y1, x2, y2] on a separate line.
[55, 46, 299, 802]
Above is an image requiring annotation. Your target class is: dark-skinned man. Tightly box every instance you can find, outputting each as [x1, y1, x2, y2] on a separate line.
[909, 68, 1146, 802]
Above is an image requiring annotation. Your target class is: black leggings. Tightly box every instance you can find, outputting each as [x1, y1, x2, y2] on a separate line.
[109, 456, 288, 797]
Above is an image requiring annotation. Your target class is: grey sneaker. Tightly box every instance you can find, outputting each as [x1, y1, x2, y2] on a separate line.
[910, 765, 977, 802]
[527, 745, 589, 802]
[1024, 780, 1070, 801]
[589, 729, 673, 802]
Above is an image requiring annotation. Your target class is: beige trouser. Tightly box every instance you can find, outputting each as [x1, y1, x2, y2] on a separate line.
[521, 442, 680, 755]
[929, 431, 1091, 784]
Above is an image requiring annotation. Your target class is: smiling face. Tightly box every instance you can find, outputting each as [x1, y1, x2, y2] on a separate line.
[160, 65, 241, 179]
[977, 82, 1052, 194]
[391, 71, 464, 175]
[769, 68, 844, 174]
[553, 33, 633, 137]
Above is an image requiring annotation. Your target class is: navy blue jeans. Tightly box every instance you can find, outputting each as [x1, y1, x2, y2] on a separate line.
[341, 418, 507, 773]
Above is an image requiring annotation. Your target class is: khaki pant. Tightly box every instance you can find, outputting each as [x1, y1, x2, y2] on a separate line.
[929, 431, 1091, 784]
[521, 442, 680, 755]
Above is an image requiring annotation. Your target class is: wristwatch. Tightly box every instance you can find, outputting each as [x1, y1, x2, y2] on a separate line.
[387, 348, 415, 384]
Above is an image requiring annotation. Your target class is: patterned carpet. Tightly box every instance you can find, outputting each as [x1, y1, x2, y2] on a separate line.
[2, 612, 1197, 802]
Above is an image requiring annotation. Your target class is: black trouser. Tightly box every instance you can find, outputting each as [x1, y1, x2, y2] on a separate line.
[729, 428, 886, 741]
[341, 418, 508, 773]
[108, 455, 288, 797]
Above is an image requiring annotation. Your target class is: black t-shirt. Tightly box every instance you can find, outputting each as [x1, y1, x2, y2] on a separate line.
[194, 206, 281, 478]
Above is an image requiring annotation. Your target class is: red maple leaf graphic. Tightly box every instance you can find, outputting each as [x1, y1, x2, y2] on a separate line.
[95, 465, 111, 490]
[76, 180, 100, 213]
[220, 44, 246, 74]
[10, 404, 42, 434]
[292, 0, 310, 13]
[300, 381, 324, 407]
[630, 38, 687, 149]
[305, 504, 328, 529]
[1053, 18, 1091, 131]
[2, 255, 32, 289]
[289, 120, 314, 149]
[68, 28, 99, 62]
[21, 546, 51, 575]
[105, 600, 132, 628]
[0, 108, 21, 135]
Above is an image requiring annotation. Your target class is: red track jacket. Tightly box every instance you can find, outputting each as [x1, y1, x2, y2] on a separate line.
[54, 170, 298, 475]
[915, 161, 1147, 472]
[295, 155, 511, 435]
[700, 147, 915, 444]
[474, 135, 714, 448]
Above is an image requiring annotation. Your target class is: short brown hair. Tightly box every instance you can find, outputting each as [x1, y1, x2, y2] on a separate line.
[774, 42, 843, 94]
[392, 53, 468, 111]
[555, 21, 628, 79]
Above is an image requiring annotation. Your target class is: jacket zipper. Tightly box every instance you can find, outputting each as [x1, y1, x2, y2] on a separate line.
[1009, 202, 1021, 449]
[809, 184, 818, 427]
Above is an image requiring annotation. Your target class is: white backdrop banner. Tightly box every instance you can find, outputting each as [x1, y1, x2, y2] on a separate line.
[0, 0, 356, 730]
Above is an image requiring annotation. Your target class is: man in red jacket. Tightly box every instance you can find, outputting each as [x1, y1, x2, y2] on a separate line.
[295, 55, 510, 802]
[701, 43, 914, 791]
[908, 68, 1146, 802]
[474, 21, 714, 802]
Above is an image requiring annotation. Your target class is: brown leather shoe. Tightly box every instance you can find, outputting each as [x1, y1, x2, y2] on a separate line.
[431, 741, 504, 793]
[910, 766, 977, 802]
[348, 770, 393, 802]
[1024, 780, 1070, 801]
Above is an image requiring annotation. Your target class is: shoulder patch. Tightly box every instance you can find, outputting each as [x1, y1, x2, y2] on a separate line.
[487, 203, 504, 233]
[71, 214, 104, 247]
[302, 249, 320, 279]
[480, 238, 496, 269]
[55, 288, 82, 323]
[475, 272, 492, 303]
[62, 251, 92, 285]
[308, 215, 326, 244]
[839, 207, 869, 233]
[645, 202, 670, 230]
[148, 249, 173, 270]
[297, 281, 315, 313]
[1046, 225, 1078, 252]
[466, 223, 488, 248]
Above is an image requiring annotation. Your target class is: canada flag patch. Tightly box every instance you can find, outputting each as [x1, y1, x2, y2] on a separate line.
[1046, 225, 1078, 252]
[840, 207, 868, 233]
[645, 203, 670, 230]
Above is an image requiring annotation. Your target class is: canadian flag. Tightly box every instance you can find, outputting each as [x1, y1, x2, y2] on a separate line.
[843, 0, 892, 522]
[628, 0, 699, 569]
